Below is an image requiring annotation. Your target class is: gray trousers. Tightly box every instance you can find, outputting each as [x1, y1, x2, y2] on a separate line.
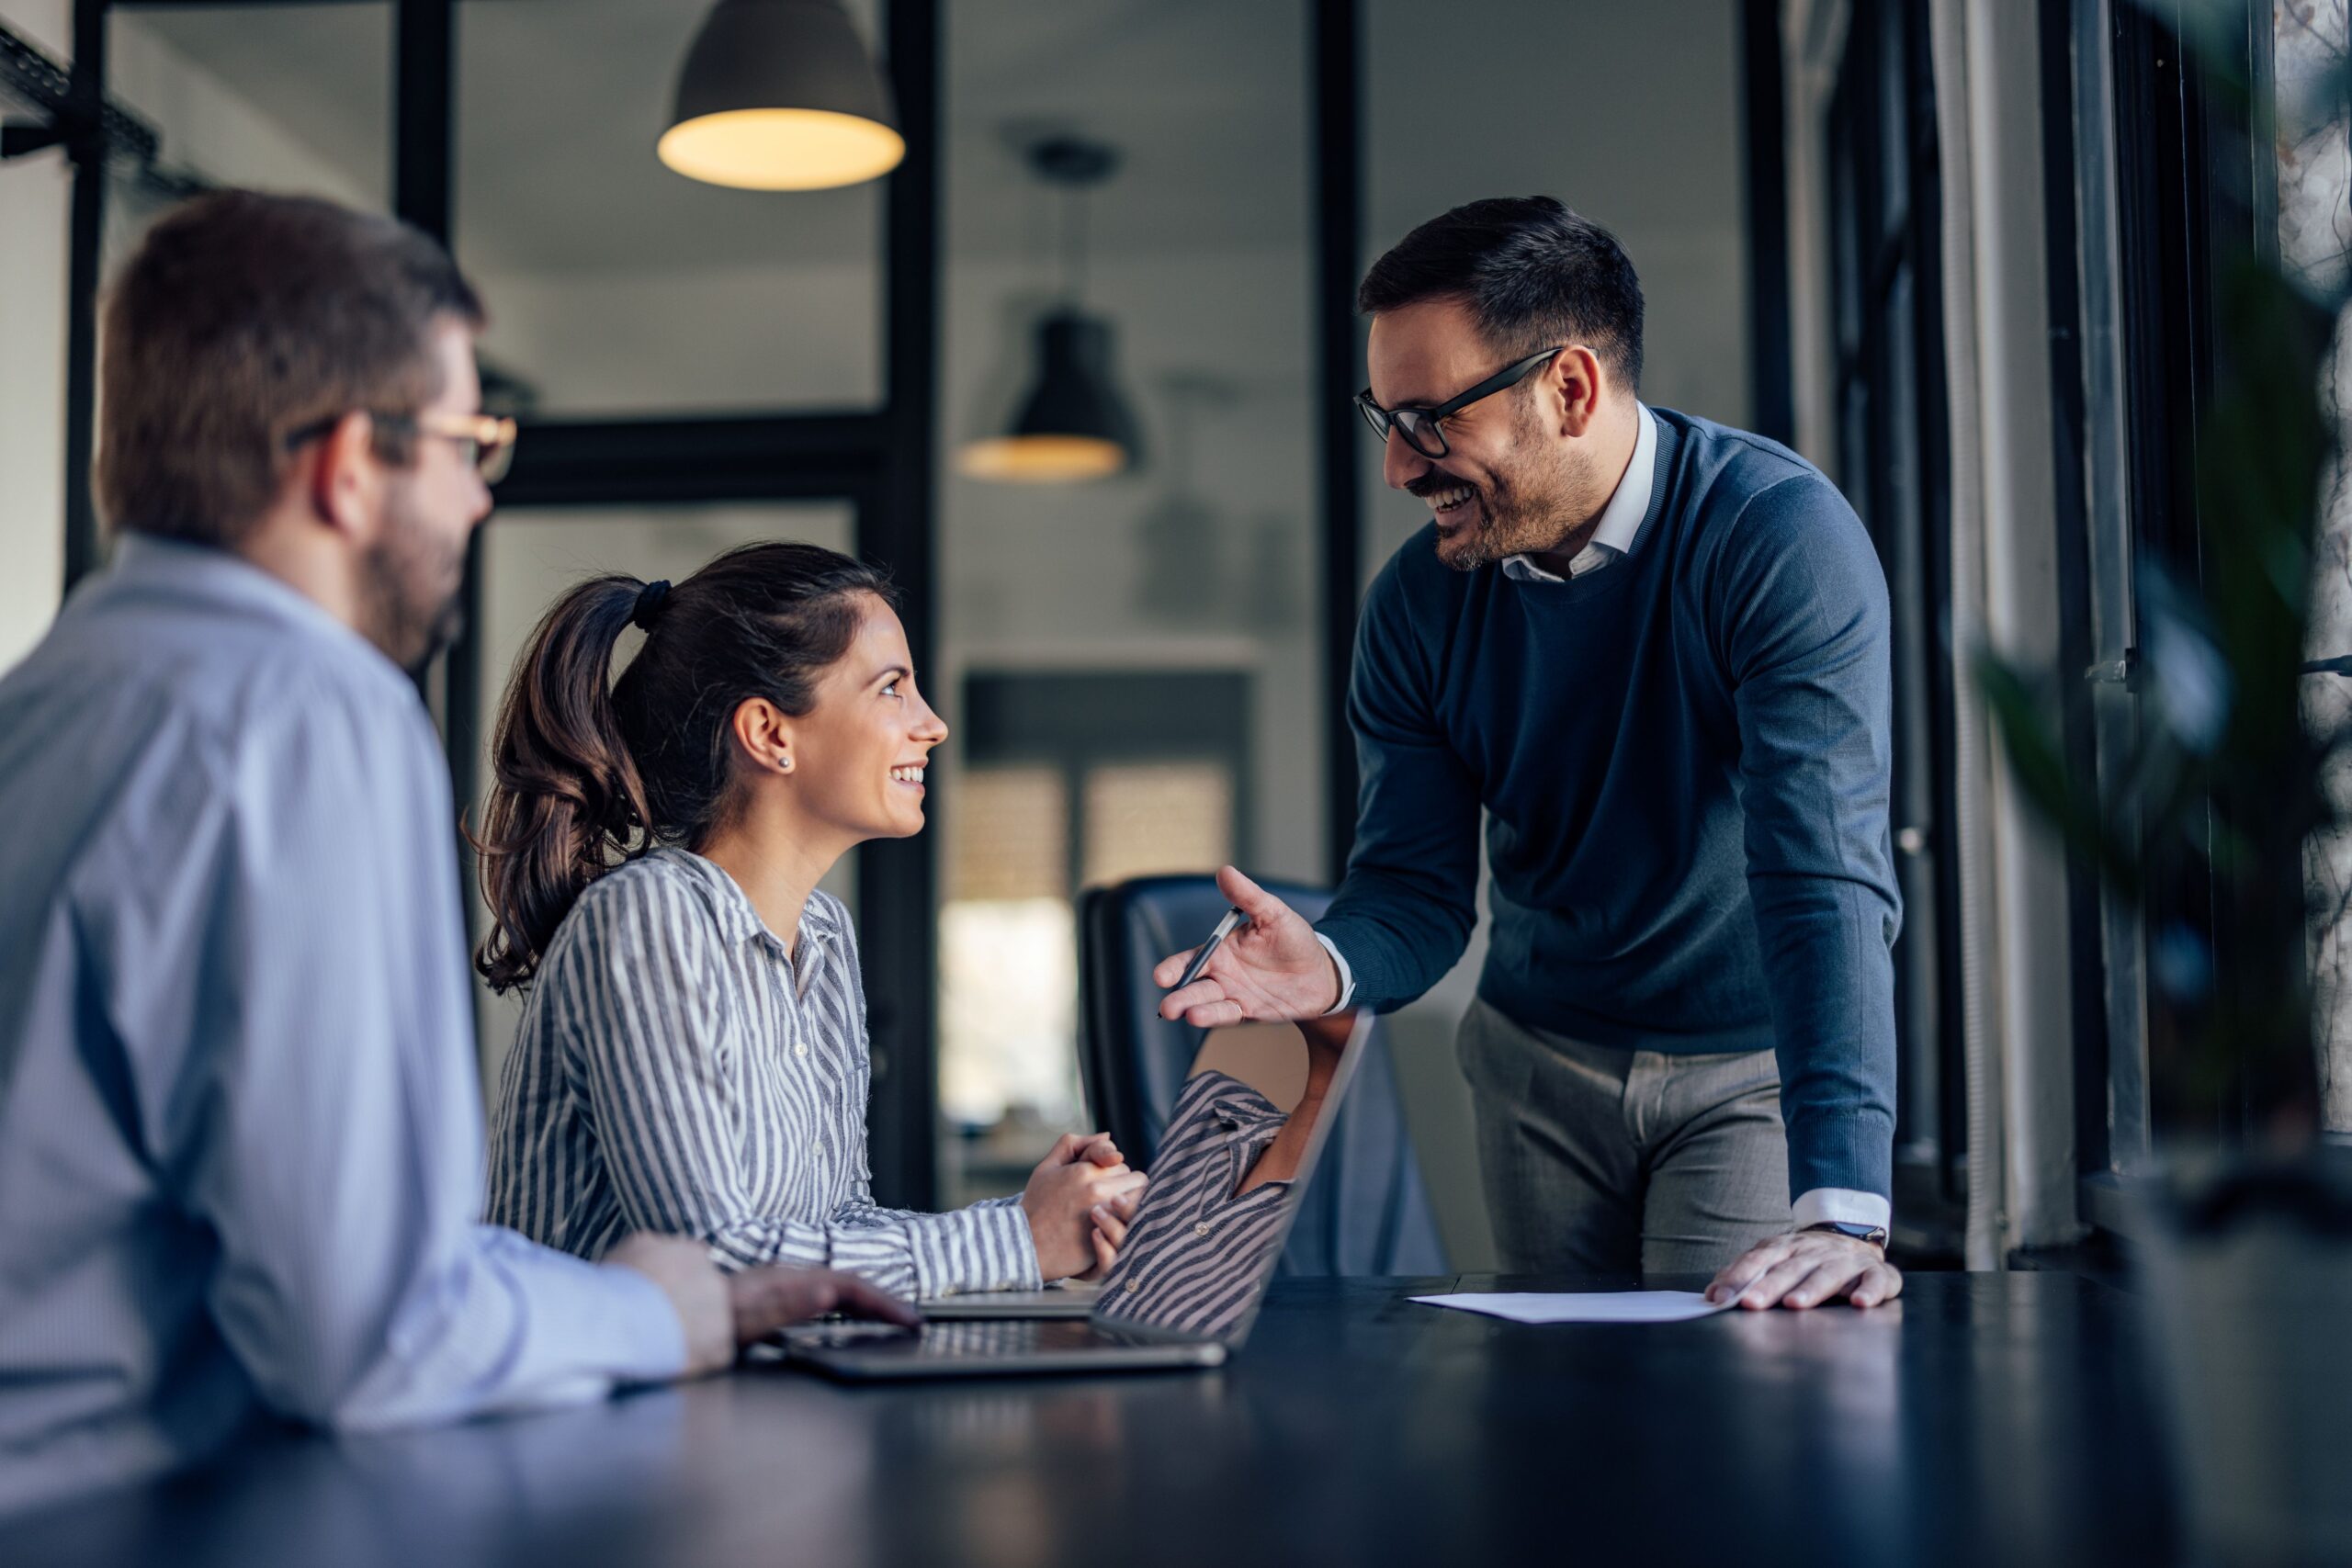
[1455, 997, 1790, 1278]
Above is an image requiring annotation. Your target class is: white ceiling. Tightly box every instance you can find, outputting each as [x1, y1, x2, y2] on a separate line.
[120, 2, 391, 201]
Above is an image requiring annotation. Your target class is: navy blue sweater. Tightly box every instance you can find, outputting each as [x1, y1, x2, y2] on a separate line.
[1317, 410, 1899, 1202]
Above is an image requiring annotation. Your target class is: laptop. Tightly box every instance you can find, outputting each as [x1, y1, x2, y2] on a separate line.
[779, 1009, 1370, 1380]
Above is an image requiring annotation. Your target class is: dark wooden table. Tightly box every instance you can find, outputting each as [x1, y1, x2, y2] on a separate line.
[0, 1272, 2183, 1567]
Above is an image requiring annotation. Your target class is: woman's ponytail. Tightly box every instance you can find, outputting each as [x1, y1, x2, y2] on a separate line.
[472, 575, 653, 992]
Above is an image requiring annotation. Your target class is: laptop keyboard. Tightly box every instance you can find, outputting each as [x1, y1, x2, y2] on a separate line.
[905, 1320, 1059, 1357]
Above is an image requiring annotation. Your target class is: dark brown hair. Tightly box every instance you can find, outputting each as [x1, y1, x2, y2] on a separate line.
[96, 189, 485, 546]
[473, 540, 898, 992]
[1358, 195, 1645, 392]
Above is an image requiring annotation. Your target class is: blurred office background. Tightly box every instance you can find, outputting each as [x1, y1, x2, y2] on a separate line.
[3, 0, 2341, 1273]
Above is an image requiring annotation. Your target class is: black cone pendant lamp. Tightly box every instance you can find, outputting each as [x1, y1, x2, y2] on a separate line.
[659, 0, 904, 191]
[960, 138, 1143, 483]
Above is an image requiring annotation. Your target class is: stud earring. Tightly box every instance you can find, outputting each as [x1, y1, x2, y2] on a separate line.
[777, 758, 792, 773]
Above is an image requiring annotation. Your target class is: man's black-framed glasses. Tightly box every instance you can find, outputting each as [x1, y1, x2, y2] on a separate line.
[1355, 345, 1565, 460]
[283, 409, 519, 483]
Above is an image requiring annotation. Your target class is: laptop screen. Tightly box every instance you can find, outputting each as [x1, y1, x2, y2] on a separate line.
[1090, 1009, 1370, 1345]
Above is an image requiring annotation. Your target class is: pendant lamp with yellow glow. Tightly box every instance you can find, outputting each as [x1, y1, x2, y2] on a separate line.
[659, 0, 903, 192]
[959, 312, 1141, 481]
[959, 137, 1143, 484]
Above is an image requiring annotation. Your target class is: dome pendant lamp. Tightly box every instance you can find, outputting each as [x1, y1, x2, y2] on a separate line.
[959, 137, 1143, 483]
[658, 0, 904, 192]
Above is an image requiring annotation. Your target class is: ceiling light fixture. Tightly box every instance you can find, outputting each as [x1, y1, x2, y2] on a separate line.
[959, 136, 1142, 484]
[658, 0, 903, 192]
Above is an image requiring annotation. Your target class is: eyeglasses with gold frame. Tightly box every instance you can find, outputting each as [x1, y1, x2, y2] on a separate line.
[284, 409, 519, 484]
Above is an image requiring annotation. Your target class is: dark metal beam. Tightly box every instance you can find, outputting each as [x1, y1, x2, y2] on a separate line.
[61, 0, 106, 596]
[493, 412, 891, 507]
[1312, 0, 1363, 886]
[2036, 0, 2112, 1181]
[1740, 0, 1795, 446]
[860, 0, 942, 1210]
[390, 0, 484, 919]
[2, 16, 156, 165]
[393, 0, 452, 241]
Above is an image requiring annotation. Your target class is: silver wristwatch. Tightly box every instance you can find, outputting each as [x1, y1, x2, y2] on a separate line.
[1806, 1219, 1890, 1248]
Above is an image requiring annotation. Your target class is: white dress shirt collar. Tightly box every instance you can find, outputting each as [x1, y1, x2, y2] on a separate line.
[1500, 402, 1657, 584]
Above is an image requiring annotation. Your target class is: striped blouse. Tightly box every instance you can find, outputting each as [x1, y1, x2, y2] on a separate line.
[1093, 1070, 1296, 1338]
[485, 848, 1040, 1299]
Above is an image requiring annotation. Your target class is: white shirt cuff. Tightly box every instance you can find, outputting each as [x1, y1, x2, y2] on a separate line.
[1792, 1188, 1891, 1233]
[1312, 932, 1356, 1014]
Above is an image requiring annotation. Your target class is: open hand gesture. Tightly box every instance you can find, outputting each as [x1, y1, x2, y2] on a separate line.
[1152, 866, 1342, 1027]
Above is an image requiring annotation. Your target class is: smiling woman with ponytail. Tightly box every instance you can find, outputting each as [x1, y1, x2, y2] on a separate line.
[476, 541, 1144, 1300]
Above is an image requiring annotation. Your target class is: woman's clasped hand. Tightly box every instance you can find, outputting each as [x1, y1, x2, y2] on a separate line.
[1019, 1132, 1148, 1280]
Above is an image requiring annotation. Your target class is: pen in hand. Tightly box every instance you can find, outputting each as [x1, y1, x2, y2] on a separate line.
[1171, 906, 1248, 993]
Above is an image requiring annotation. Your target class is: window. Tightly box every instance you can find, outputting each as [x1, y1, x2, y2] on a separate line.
[2066, 0, 2265, 1168]
[2051, 0, 2339, 1200]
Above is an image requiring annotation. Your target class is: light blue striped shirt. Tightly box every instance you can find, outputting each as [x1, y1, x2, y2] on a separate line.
[0, 536, 684, 1517]
[487, 849, 1041, 1299]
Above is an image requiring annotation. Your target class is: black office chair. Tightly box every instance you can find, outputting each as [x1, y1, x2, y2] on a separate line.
[1077, 874, 1448, 1277]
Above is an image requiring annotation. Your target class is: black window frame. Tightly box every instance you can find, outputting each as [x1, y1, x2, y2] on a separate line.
[2038, 0, 2125, 1191]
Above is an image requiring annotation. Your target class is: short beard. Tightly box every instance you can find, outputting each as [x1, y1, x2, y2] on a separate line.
[1430, 397, 1593, 574]
[361, 482, 469, 672]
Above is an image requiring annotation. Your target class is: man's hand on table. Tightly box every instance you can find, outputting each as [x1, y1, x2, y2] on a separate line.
[725, 1266, 921, 1347]
[605, 1232, 920, 1376]
[1153, 865, 1341, 1026]
[1705, 1229, 1904, 1311]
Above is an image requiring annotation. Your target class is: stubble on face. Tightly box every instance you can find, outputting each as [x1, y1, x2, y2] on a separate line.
[362, 472, 471, 671]
[1420, 392, 1593, 574]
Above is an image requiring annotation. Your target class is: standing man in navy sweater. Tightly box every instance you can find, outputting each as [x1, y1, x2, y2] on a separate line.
[1156, 197, 1904, 1311]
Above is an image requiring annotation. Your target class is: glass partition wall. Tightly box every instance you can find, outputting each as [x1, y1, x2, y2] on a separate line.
[936, 0, 1323, 1202]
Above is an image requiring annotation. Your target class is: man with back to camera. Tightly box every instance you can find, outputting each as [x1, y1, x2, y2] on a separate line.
[0, 190, 913, 1515]
[1156, 197, 1905, 1311]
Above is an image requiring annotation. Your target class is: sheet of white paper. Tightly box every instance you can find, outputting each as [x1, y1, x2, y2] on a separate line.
[1408, 1291, 1734, 1325]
